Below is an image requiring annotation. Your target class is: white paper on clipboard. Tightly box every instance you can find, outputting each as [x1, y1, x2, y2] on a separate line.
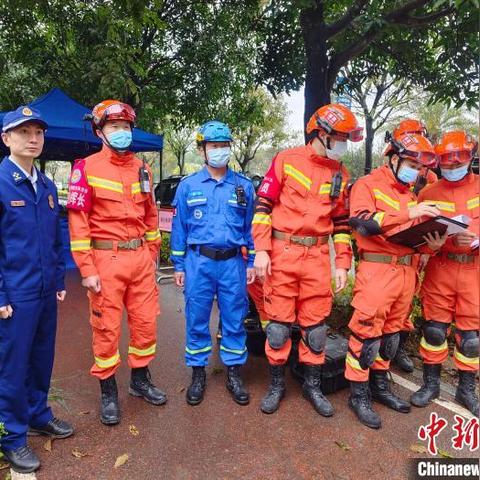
[436, 214, 471, 235]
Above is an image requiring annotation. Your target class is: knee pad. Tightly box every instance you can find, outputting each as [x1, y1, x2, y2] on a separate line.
[302, 323, 327, 354]
[379, 332, 400, 361]
[457, 330, 479, 358]
[359, 337, 381, 370]
[265, 321, 291, 350]
[423, 321, 448, 346]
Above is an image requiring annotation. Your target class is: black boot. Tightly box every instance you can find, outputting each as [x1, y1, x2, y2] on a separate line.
[186, 366, 206, 405]
[369, 370, 410, 413]
[0, 446, 40, 473]
[129, 367, 167, 405]
[226, 365, 250, 405]
[411, 364, 441, 407]
[348, 381, 381, 429]
[260, 364, 286, 414]
[393, 331, 414, 373]
[455, 371, 479, 416]
[302, 365, 334, 417]
[100, 375, 120, 425]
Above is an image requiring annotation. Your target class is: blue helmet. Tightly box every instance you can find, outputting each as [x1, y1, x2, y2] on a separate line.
[196, 120, 233, 144]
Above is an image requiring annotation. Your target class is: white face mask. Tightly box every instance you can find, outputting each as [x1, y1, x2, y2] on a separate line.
[325, 139, 347, 160]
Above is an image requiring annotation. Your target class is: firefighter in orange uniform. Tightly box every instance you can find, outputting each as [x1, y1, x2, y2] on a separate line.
[384, 119, 438, 373]
[68, 100, 165, 426]
[346, 132, 444, 429]
[411, 131, 479, 416]
[254, 104, 362, 416]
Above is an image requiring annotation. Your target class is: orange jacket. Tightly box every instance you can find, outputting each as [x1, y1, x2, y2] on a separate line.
[253, 143, 352, 270]
[418, 172, 479, 254]
[68, 145, 160, 278]
[350, 164, 418, 257]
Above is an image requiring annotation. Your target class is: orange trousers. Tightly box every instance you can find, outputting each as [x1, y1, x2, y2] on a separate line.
[345, 260, 417, 382]
[419, 254, 479, 372]
[88, 245, 160, 379]
[263, 239, 332, 366]
[247, 279, 268, 330]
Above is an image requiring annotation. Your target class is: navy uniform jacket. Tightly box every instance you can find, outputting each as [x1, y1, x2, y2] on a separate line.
[170, 167, 255, 271]
[0, 157, 65, 305]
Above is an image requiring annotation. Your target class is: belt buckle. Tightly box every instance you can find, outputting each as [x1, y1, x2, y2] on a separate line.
[127, 239, 138, 250]
[457, 253, 470, 263]
[305, 236, 317, 247]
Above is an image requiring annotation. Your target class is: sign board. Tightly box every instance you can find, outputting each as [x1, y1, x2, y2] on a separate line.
[158, 207, 174, 233]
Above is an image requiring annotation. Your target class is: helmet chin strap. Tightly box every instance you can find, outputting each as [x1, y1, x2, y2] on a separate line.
[389, 156, 408, 185]
[318, 134, 332, 152]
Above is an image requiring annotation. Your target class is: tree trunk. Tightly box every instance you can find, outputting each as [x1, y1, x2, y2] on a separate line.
[364, 115, 374, 175]
[300, 4, 331, 142]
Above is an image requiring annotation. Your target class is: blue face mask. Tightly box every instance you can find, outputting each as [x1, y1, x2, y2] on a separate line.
[397, 163, 419, 184]
[106, 130, 132, 151]
[441, 165, 469, 182]
[207, 147, 231, 168]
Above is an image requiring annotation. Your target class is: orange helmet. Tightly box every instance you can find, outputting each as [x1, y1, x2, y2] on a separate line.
[89, 100, 136, 134]
[393, 119, 427, 138]
[384, 119, 428, 156]
[306, 103, 363, 142]
[387, 132, 437, 168]
[435, 131, 477, 167]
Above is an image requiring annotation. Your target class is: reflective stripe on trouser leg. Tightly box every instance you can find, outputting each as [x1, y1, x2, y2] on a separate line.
[184, 251, 215, 366]
[419, 337, 449, 365]
[217, 254, 248, 366]
[453, 348, 479, 372]
[345, 335, 369, 382]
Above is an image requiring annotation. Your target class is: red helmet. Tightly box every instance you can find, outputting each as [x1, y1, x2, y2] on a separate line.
[306, 103, 363, 142]
[89, 100, 136, 135]
[435, 131, 477, 167]
[387, 132, 437, 168]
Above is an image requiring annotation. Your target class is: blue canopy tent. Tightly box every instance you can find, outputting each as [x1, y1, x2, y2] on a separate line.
[0, 88, 164, 269]
[0, 88, 163, 160]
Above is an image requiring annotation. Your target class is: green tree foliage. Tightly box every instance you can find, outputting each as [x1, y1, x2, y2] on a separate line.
[0, 0, 260, 131]
[256, 0, 478, 130]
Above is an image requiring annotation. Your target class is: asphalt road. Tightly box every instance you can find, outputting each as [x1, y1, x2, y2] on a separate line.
[13, 270, 477, 480]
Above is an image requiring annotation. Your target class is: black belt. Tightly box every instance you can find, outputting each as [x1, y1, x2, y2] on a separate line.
[190, 245, 239, 261]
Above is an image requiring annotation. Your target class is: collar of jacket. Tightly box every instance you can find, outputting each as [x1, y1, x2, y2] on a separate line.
[440, 171, 475, 189]
[3, 156, 47, 187]
[380, 163, 411, 194]
[101, 144, 135, 166]
[306, 142, 344, 170]
[200, 165, 236, 184]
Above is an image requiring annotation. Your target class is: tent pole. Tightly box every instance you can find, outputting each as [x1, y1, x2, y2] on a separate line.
[159, 150, 163, 182]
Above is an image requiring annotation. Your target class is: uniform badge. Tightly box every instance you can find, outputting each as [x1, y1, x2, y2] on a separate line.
[10, 200, 25, 207]
[22, 107, 33, 116]
[194, 209, 203, 219]
[12, 172, 22, 181]
[48, 194, 55, 209]
[70, 168, 82, 184]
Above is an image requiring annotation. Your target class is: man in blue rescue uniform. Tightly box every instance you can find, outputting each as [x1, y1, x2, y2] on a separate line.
[0, 107, 73, 474]
[170, 121, 256, 406]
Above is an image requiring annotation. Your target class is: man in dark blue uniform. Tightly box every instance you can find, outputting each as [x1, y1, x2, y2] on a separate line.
[170, 120, 256, 406]
[0, 106, 73, 473]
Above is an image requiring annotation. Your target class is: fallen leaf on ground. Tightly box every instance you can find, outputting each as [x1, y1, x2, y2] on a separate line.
[44, 438, 53, 452]
[71, 448, 88, 459]
[129, 425, 139, 436]
[79, 411, 90, 415]
[114, 453, 129, 468]
[409, 444, 428, 454]
[178, 387, 186, 393]
[0, 461, 9, 470]
[212, 367, 223, 375]
[334, 441, 351, 451]
[438, 449, 454, 458]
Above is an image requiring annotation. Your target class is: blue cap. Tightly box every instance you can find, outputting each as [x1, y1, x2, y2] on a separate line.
[2, 106, 48, 132]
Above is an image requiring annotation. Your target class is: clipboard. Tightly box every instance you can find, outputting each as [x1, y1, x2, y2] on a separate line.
[387, 215, 471, 249]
